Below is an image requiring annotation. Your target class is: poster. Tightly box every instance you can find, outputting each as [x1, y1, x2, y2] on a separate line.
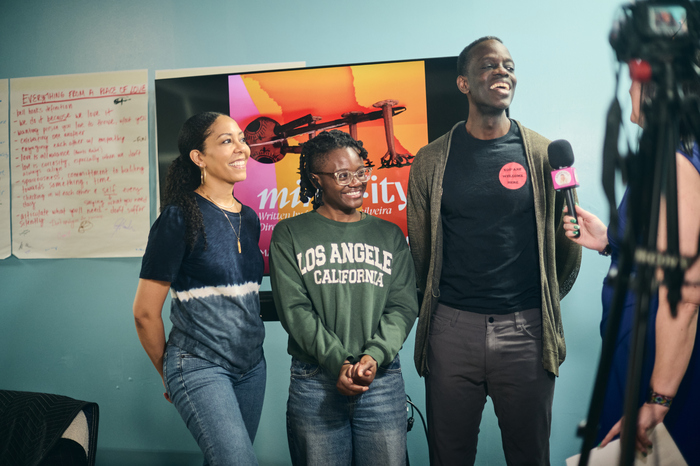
[10, 70, 149, 258]
[230, 61, 429, 272]
[0, 79, 9, 259]
[155, 58, 467, 275]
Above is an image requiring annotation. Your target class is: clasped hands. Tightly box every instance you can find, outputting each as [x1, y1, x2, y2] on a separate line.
[336, 354, 377, 396]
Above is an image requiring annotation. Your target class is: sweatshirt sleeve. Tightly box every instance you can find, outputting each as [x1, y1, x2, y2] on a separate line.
[269, 222, 350, 376]
[361, 236, 420, 367]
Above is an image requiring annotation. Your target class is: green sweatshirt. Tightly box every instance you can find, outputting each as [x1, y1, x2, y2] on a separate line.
[270, 211, 419, 377]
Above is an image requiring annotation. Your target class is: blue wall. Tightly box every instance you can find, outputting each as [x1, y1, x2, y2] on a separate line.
[1, 1, 626, 464]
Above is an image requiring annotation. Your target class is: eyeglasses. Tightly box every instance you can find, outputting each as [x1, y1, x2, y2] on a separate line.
[314, 167, 372, 186]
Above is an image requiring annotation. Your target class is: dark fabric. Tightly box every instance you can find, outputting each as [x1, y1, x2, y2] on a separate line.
[439, 121, 540, 314]
[39, 439, 88, 466]
[597, 188, 658, 446]
[0, 390, 99, 466]
[425, 304, 554, 465]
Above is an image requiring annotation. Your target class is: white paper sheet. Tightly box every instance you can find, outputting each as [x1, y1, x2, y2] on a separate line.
[0, 79, 10, 259]
[566, 423, 687, 466]
[10, 70, 149, 258]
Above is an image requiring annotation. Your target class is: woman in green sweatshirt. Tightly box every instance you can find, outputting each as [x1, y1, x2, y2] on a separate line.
[270, 130, 419, 466]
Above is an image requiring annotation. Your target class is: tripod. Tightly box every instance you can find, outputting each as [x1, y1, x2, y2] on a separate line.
[577, 58, 700, 466]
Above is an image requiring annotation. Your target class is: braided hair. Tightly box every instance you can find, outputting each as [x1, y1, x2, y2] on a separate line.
[161, 111, 223, 250]
[298, 130, 369, 209]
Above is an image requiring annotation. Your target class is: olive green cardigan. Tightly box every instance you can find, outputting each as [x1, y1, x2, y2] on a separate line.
[407, 120, 581, 376]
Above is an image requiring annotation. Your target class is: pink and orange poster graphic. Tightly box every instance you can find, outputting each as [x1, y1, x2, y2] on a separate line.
[229, 61, 428, 273]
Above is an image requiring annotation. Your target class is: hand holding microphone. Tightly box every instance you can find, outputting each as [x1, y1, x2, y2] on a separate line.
[549, 139, 611, 252]
[548, 139, 580, 222]
[562, 204, 611, 253]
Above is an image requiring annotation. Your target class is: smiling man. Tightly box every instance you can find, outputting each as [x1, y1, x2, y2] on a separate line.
[407, 37, 581, 465]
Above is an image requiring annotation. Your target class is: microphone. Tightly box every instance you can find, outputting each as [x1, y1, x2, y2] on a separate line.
[548, 139, 580, 222]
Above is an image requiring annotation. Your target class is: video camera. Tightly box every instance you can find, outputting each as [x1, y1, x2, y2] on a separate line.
[610, 0, 700, 81]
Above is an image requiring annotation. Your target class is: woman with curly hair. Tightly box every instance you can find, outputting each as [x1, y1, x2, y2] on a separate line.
[133, 112, 265, 465]
[270, 130, 419, 465]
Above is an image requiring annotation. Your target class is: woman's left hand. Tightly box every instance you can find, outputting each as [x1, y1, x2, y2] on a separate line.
[336, 360, 369, 396]
[350, 355, 377, 387]
[599, 403, 669, 455]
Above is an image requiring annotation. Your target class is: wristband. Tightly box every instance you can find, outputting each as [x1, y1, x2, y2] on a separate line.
[647, 389, 673, 408]
[599, 244, 611, 257]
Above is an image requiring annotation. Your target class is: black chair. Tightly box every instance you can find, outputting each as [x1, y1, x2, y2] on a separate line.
[0, 390, 99, 466]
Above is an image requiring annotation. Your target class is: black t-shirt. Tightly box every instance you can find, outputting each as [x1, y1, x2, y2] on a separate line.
[439, 121, 541, 314]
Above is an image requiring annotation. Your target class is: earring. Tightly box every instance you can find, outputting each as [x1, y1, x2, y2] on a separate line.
[200, 166, 207, 186]
[315, 187, 322, 200]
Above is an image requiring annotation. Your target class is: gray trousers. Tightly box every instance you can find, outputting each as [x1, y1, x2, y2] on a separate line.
[425, 304, 555, 466]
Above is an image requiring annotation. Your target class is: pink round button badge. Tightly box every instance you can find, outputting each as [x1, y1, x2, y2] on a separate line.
[499, 162, 527, 190]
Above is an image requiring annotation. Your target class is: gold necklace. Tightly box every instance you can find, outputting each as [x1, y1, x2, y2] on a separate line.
[201, 190, 236, 209]
[205, 193, 242, 253]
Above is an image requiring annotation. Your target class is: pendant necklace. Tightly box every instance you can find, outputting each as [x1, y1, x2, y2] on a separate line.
[204, 193, 242, 253]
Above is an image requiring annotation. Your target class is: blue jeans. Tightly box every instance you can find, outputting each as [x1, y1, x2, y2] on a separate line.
[286, 355, 407, 466]
[163, 344, 266, 466]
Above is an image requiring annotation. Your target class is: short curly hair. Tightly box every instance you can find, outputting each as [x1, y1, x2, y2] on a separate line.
[298, 130, 369, 209]
[457, 36, 503, 77]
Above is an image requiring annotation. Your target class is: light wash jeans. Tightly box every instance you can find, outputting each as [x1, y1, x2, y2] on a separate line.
[286, 355, 407, 466]
[164, 344, 266, 466]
